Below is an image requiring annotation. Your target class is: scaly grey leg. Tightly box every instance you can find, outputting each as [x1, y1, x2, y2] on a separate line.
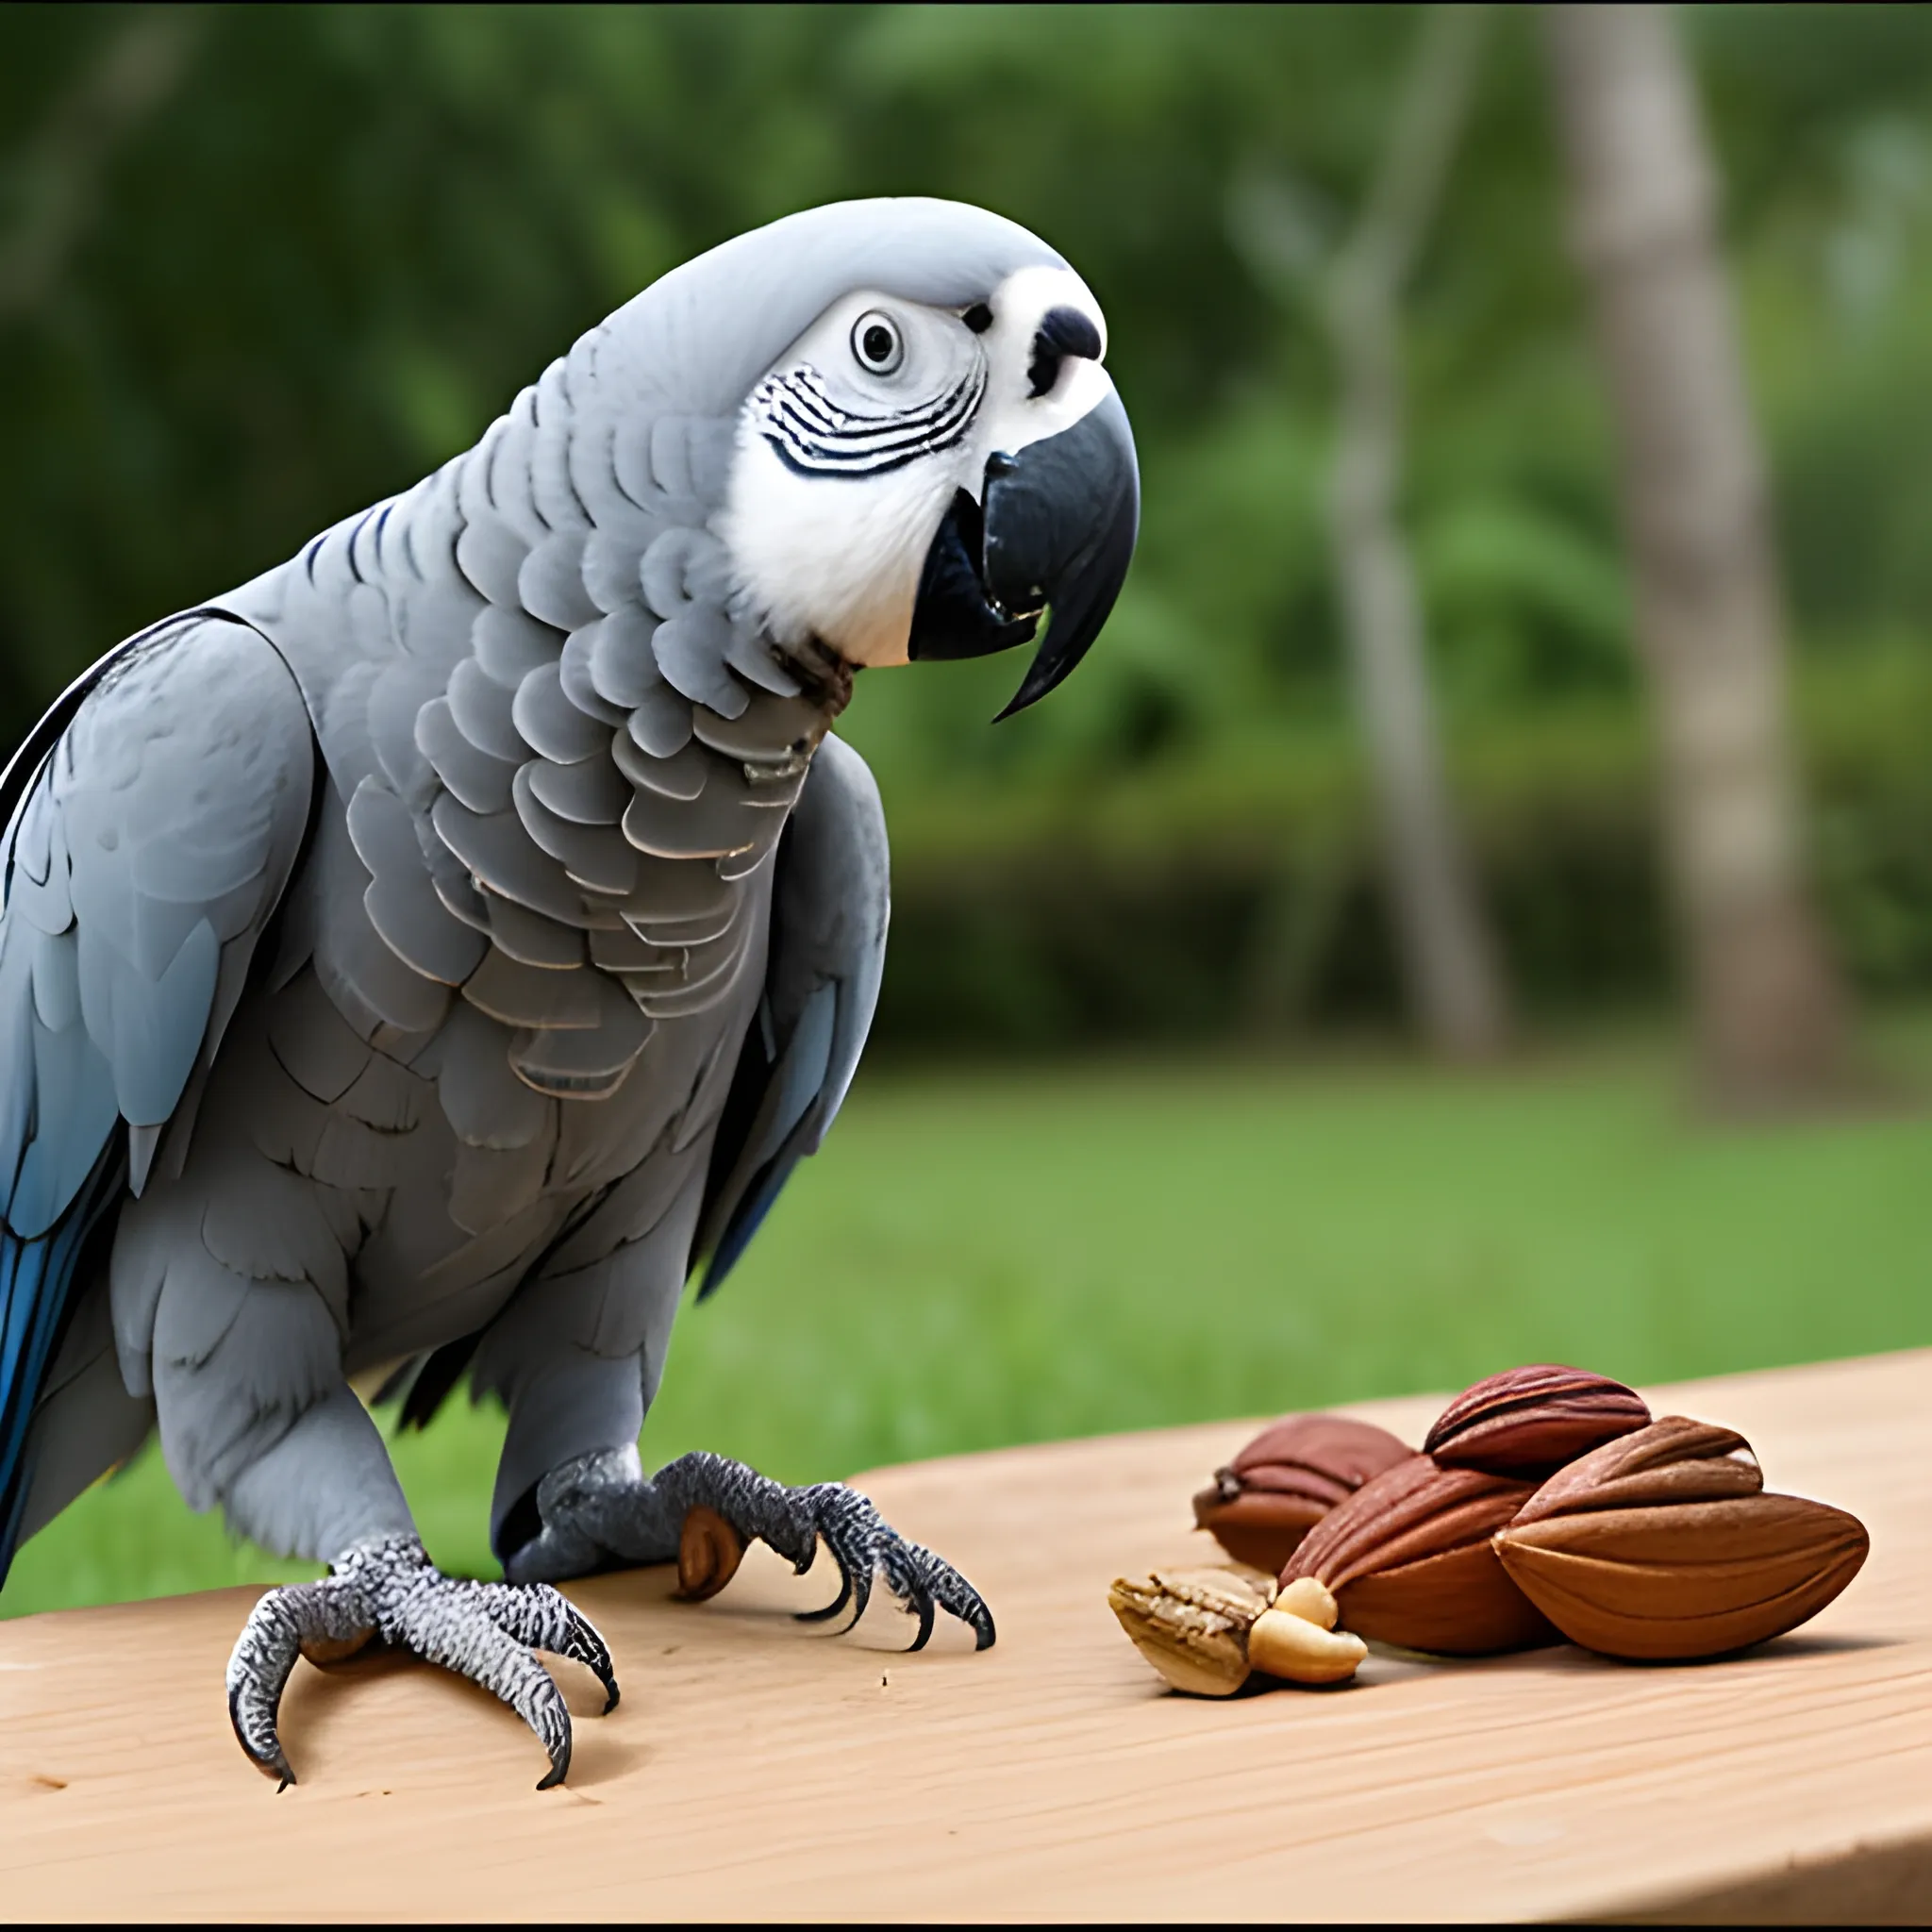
[226, 1535, 618, 1790]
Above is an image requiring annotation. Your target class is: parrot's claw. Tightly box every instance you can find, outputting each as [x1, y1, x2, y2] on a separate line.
[787, 1478, 997, 1651]
[511, 1447, 996, 1651]
[225, 1535, 616, 1791]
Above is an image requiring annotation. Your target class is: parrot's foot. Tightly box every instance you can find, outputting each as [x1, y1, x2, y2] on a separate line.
[508, 1447, 997, 1652]
[225, 1535, 617, 1791]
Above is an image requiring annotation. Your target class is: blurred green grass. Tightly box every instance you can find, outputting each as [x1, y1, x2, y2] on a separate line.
[8, 1024, 1932, 1619]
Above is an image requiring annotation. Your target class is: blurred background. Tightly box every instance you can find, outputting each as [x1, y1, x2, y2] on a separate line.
[5, 1, 1932, 1614]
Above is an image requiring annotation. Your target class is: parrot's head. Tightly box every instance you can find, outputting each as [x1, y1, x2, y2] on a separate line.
[696, 201, 1138, 717]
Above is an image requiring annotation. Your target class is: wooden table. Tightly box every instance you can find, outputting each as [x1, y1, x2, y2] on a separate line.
[2, 1350, 1929, 1923]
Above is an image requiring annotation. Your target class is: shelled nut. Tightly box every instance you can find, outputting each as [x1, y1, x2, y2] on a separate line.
[1108, 1565, 1366, 1693]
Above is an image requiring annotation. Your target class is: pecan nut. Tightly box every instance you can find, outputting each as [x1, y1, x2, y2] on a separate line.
[1282, 1454, 1557, 1655]
[1424, 1364, 1651, 1477]
[1193, 1413, 1412, 1574]
[1510, 1413, 1762, 1524]
[1493, 1415, 1869, 1659]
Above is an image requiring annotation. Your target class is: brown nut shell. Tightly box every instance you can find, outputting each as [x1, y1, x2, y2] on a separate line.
[1192, 1489, 1328, 1574]
[1282, 1454, 1557, 1656]
[1195, 1414, 1413, 1573]
[1511, 1415, 1762, 1526]
[1424, 1364, 1651, 1477]
[1494, 1492, 1869, 1660]
[674, 1505, 747, 1602]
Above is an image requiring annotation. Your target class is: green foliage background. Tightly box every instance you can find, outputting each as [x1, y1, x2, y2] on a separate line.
[4, 4, 1932, 1041]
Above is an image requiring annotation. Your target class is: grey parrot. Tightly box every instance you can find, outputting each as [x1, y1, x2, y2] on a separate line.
[0, 196, 1137, 1788]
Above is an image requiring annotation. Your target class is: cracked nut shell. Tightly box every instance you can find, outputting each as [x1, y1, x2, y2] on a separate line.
[1424, 1364, 1651, 1477]
[1282, 1454, 1558, 1656]
[1193, 1413, 1413, 1573]
[1108, 1565, 1276, 1696]
[1108, 1564, 1367, 1692]
[1494, 1415, 1869, 1659]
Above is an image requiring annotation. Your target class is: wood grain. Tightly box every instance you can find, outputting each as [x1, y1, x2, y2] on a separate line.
[2, 1351, 1928, 1923]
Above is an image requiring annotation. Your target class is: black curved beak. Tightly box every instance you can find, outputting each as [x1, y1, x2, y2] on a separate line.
[907, 387, 1139, 719]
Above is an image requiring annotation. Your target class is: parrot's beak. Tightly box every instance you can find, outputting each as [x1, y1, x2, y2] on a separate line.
[907, 387, 1139, 719]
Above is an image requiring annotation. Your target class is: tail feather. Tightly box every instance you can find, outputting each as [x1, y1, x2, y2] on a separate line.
[0, 1156, 121, 1585]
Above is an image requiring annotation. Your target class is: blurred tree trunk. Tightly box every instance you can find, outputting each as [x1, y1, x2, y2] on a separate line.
[1324, 2, 1510, 1062]
[1542, 3, 1851, 1108]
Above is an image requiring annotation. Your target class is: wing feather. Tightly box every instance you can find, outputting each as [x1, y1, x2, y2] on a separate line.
[692, 734, 888, 1298]
[0, 615, 316, 1579]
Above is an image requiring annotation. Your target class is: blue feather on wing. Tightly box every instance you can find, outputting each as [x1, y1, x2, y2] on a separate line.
[0, 1151, 120, 1582]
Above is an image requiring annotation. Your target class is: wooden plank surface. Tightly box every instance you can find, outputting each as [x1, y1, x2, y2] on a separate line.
[2, 1350, 1929, 1923]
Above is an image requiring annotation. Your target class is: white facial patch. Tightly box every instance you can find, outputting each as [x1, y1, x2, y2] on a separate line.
[960, 265, 1112, 491]
[718, 269, 1113, 669]
[720, 426, 961, 667]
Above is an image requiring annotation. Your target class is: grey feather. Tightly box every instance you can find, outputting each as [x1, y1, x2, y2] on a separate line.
[486, 399, 549, 545]
[651, 607, 747, 715]
[580, 532, 651, 616]
[511, 767, 637, 895]
[622, 739, 710, 804]
[508, 992, 652, 1098]
[436, 1004, 549, 1149]
[619, 850, 734, 925]
[349, 778, 489, 986]
[445, 656, 528, 764]
[695, 734, 888, 1287]
[449, 1136, 552, 1237]
[460, 946, 605, 1030]
[623, 896, 741, 948]
[626, 684, 695, 759]
[512, 662, 610, 765]
[366, 652, 441, 809]
[482, 891, 587, 970]
[558, 625, 630, 727]
[639, 527, 713, 622]
[416, 696, 518, 815]
[518, 533, 601, 634]
[0, 616, 312, 1241]
[586, 606, 667, 711]
[620, 777, 756, 862]
[690, 691, 825, 763]
[430, 794, 585, 925]
[265, 970, 373, 1106]
[474, 606, 562, 690]
[524, 751, 628, 828]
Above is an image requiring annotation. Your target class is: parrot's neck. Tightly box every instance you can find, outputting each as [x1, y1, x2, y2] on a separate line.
[774, 637, 856, 724]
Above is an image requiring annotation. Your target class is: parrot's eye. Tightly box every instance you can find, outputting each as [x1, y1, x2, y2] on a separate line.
[850, 311, 905, 376]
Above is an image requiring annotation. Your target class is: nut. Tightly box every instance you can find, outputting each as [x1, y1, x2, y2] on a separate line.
[1108, 1565, 1275, 1696]
[1509, 1414, 1763, 1525]
[1274, 1575, 1340, 1629]
[1247, 1607, 1367, 1684]
[1424, 1364, 1651, 1477]
[1283, 1455, 1558, 1655]
[1108, 1563, 1367, 1692]
[1494, 1416, 1870, 1659]
[1193, 1414, 1413, 1573]
[674, 1505, 747, 1602]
